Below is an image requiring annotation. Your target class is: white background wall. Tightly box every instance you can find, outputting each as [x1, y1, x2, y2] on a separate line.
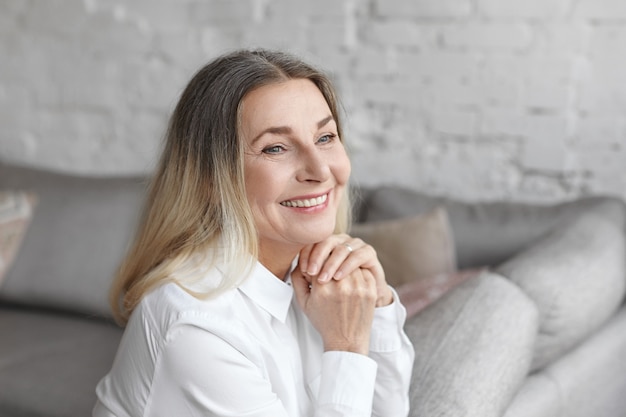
[1, 0, 625, 202]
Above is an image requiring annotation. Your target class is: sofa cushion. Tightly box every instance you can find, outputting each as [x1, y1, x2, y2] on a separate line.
[0, 162, 147, 318]
[0, 191, 37, 285]
[350, 207, 457, 287]
[505, 306, 626, 417]
[356, 186, 623, 269]
[0, 305, 122, 417]
[503, 374, 562, 417]
[404, 271, 538, 417]
[495, 204, 626, 371]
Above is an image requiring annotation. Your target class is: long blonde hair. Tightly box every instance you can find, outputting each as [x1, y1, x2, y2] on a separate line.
[110, 49, 351, 325]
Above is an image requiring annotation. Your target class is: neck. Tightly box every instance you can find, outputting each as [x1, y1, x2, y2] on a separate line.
[257, 242, 300, 281]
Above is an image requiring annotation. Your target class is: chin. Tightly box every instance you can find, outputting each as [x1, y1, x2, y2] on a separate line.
[303, 229, 336, 246]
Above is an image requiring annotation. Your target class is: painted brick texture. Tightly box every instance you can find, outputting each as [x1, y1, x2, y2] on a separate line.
[1, 0, 625, 202]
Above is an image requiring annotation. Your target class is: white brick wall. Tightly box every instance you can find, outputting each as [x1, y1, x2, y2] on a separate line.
[1, 0, 625, 203]
[374, 0, 473, 19]
[478, 0, 571, 19]
[442, 23, 533, 50]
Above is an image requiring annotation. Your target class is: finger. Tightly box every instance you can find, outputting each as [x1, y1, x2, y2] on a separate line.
[358, 264, 392, 307]
[358, 268, 378, 288]
[336, 243, 386, 286]
[304, 234, 348, 277]
[332, 251, 369, 280]
[338, 268, 378, 304]
[298, 244, 315, 275]
[317, 239, 367, 283]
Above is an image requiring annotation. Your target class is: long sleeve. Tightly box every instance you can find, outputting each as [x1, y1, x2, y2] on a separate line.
[317, 351, 378, 416]
[369, 289, 415, 417]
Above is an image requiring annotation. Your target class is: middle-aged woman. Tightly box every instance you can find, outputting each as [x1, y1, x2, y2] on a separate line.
[94, 49, 415, 417]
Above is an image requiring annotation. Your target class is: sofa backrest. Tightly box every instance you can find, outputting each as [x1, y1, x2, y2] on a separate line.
[0, 162, 148, 319]
[355, 185, 626, 269]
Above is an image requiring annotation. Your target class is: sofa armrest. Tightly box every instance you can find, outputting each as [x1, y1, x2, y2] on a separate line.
[495, 208, 626, 371]
[404, 271, 538, 417]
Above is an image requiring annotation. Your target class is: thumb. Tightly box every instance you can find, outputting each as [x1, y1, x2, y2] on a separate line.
[291, 268, 311, 310]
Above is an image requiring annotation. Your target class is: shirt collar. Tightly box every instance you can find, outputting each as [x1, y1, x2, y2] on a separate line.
[238, 261, 294, 323]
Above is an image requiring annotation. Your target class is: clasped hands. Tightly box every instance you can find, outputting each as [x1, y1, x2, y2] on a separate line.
[291, 234, 393, 356]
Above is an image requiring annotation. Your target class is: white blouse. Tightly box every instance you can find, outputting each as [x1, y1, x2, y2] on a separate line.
[93, 261, 414, 417]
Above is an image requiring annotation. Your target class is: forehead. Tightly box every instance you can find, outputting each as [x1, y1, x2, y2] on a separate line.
[240, 79, 332, 130]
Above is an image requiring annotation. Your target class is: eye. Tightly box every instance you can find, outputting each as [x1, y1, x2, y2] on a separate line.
[317, 133, 337, 144]
[262, 145, 285, 154]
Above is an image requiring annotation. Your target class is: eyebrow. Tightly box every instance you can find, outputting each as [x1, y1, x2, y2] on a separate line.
[251, 115, 335, 144]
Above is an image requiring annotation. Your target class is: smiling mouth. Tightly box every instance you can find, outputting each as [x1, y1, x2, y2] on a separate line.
[280, 193, 328, 208]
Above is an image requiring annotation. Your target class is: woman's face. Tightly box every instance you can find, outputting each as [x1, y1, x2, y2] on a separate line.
[241, 78, 351, 259]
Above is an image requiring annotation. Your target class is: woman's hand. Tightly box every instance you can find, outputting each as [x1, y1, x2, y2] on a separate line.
[299, 234, 393, 307]
[292, 266, 377, 355]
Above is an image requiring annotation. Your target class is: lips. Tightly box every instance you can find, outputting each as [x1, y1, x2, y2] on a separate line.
[280, 193, 328, 208]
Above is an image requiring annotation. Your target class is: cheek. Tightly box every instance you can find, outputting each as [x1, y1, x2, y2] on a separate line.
[244, 161, 283, 206]
[244, 162, 265, 206]
[333, 148, 352, 184]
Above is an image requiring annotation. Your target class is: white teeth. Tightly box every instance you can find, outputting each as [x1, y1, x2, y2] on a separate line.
[281, 194, 328, 208]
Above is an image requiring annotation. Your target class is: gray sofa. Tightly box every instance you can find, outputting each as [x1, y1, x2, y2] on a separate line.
[356, 187, 626, 417]
[1, 161, 625, 417]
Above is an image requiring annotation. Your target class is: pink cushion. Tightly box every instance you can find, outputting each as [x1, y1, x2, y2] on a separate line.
[396, 268, 485, 318]
[0, 191, 37, 285]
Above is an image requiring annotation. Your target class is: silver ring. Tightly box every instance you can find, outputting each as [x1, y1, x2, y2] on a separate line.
[342, 242, 353, 253]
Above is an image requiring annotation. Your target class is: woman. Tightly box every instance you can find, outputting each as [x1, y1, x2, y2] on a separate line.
[94, 49, 414, 417]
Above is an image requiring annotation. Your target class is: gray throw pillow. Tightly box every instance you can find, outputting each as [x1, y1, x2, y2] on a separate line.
[0, 163, 147, 319]
[350, 207, 457, 288]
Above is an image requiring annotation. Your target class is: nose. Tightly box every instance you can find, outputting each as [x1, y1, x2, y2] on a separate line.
[296, 146, 331, 183]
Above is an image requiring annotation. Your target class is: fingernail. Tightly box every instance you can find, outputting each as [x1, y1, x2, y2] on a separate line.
[318, 273, 329, 283]
[334, 270, 343, 279]
[308, 263, 319, 275]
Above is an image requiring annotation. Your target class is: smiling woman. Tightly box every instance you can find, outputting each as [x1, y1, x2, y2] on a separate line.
[241, 79, 351, 280]
[93, 49, 414, 417]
